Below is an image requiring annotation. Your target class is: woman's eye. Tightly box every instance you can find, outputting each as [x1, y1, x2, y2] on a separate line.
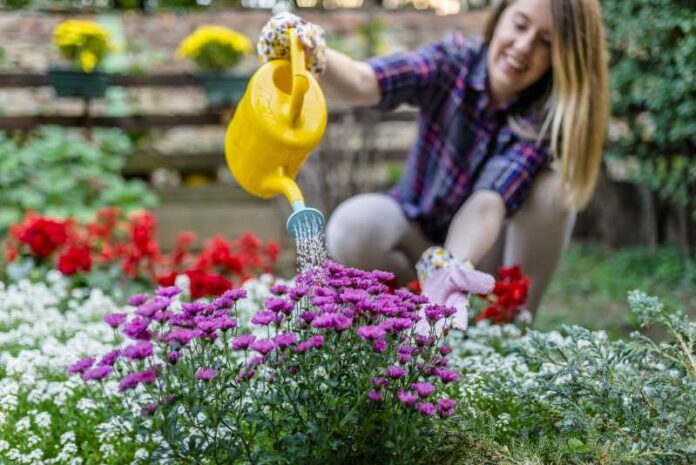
[514, 21, 526, 31]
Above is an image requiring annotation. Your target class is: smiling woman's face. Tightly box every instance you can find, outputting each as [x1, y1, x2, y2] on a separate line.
[487, 0, 553, 105]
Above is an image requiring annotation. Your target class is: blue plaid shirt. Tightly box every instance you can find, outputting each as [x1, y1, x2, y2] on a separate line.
[368, 33, 550, 243]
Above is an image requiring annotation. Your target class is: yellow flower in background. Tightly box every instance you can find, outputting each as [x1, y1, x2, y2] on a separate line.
[176, 25, 253, 72]
[53, 19, 113, 73]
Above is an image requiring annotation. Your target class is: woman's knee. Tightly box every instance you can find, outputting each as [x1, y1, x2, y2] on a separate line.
[326, 193, 407, 267]
[518, 170, 574, 222]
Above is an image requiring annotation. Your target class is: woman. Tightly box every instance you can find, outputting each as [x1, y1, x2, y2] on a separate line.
[257, 0, 608, 329]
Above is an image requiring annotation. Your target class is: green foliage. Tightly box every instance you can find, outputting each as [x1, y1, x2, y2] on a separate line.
[0, 127, 158, 235]
[603, 0, 696, 215]
[437, 292, 696, 464]
[537, 242, 696, 336]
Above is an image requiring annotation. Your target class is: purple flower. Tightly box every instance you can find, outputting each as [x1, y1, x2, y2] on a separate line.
[68, 357, 95, 375]
[167, 329, 197, 346]
[251, 311, 275, 326]
[397, 353, 412, 364]
[411, 382, 436, 398]
[270, 284, 289, 295]
[299, 311, 317, 324]
[118, 368, 157, 392]
[398, 345, 416, 354]
[433, 367, 460, 384]
[397, 390, 418, 406]
[156, 286, 181, 298]
[122, 317, 152, 341]
[135, 302, 158, 318]
[168, 314, 194, 328]
[356, 325, 386, 342]
[152, 310, 173, 323]
[414, 334, 431, 347]
[218, 317, 238, 331]
[437, 398, 456, 412]
[265, 297, 295, 314]
[367, 390, 383, 402]
[181, 302, 207, 316]
[439, 345, 453, 356]
[141, 402, 158, 417]
[250, 339, 275, 355]
[311, 313, 353, 331]
[196, 317, 222, 333]
[235, 368, 256, 382]
[424, 305, 445, 322]
[247, 356, 264, 368]
[222, 289, 247, 301]
[127, 293, 149, 306]
[167, 352, 180, 364]
[370, 377, 388, 388]
[380, 318, 413, 332]
[212, 296, 234, 310]
[386, 366, 407, 379]
[294, 335, 324, 354]
[340, 289, 369, 304]
[373, 339, 387, 353]
[196, 367, 217, 381]
[415, 401, 436, 416]
[82, 365, 112, 381]
[289, 285, 309, 301]
[273, 333, 298, 349]
[123, 341, 154, 360]
[99, 350, 120, 366]
[103, 313, 127, 329]
[231, 334, 256, 350]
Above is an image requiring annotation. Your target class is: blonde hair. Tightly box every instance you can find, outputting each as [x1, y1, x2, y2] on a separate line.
[484, 0, 609, 209]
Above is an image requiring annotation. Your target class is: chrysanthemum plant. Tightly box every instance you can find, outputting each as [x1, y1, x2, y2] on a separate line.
[52, 19, 113, 73]
[176, 25, 253, 72]
[71, 261, 462, 463]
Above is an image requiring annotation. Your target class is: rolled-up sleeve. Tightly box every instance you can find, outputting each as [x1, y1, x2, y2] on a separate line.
[472, 140, 550, 217]
[366, 33, 466, 112]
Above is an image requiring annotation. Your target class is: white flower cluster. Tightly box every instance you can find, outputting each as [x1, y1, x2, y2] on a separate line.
[0, 273, 126, 463]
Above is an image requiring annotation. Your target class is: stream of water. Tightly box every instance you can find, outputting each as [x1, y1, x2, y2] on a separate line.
[293, 214, 328, 273]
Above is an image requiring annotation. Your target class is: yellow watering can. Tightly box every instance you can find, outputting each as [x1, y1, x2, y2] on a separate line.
[225, 28, 327, 239]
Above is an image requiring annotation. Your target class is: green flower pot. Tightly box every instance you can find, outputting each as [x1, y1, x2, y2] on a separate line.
[47, 67, 111, 99]
[200, 72, 250, 108]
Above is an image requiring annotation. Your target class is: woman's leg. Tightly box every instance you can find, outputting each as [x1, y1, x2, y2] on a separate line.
[326, 193, 433, 283]
[503, 169, 576, 313]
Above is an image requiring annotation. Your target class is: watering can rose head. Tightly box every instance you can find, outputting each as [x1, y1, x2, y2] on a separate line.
[52, 19, 114, 73]
[176, 25, 253, 72]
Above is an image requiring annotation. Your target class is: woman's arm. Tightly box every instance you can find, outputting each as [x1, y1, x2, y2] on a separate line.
[319, 48, 381, 107]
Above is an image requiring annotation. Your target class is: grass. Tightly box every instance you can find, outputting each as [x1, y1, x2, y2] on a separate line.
[536, 241, 696, 338]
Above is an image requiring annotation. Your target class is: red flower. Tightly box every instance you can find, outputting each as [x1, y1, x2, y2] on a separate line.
[58, 245, 92, 276]
[185, 270, 233, 299]
[15, 216, 69, 259]
[476, 265, 531, 325]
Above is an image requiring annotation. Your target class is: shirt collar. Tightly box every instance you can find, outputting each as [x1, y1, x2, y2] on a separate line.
[466, 42, 488, 93]
[468, 42, 521, 114]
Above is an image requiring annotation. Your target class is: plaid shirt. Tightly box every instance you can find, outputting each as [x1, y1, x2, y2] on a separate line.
[367, 34, 550, 243]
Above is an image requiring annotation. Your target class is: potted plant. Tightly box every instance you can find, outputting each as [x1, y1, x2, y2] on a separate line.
[49, 19, 113, 99]
[176, 25, 253, 108]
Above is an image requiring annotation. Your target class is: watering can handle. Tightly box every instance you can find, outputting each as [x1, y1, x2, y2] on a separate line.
[288, 28, 310, 126]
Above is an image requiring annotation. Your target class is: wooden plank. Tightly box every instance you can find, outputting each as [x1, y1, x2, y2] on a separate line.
[0, 113, 226, 130]
[124, 148, 409, 175]
[0, 72, 201, 88]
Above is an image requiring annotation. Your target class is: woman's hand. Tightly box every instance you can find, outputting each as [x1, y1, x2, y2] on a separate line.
[415, 247, 495, 335]
[257, 12, 327, 75]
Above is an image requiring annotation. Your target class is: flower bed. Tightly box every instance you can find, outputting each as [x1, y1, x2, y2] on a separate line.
[0, 243, 694, 463]
[3, 210, 280, 301]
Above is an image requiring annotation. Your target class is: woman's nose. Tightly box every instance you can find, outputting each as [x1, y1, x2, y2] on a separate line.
[513, 31, 535, 55]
